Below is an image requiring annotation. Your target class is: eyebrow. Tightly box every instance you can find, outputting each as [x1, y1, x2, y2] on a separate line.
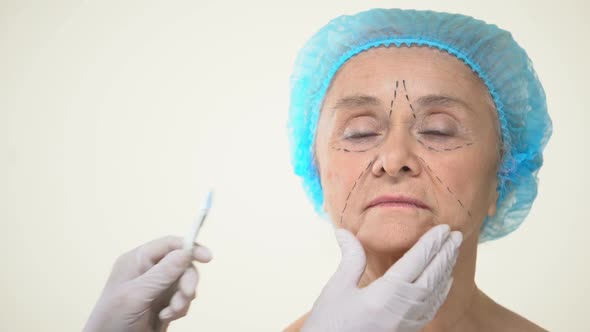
[331, 93, 473, 114]
[414, 94, 474, 113]
[332, 95, 382, 111]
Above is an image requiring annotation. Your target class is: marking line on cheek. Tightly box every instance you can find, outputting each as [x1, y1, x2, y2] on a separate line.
[417, 155, 473, 218]
[340, 159, 375, 225]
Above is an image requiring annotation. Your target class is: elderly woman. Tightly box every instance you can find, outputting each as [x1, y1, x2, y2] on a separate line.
[84, 8, 552, 332]
[285, 8, 551, 332]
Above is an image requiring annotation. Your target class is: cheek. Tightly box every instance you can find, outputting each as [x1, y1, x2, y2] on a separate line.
[320, 158, 349, 216]
[319, 153, 370, 221]
[431, 149, 498, 231]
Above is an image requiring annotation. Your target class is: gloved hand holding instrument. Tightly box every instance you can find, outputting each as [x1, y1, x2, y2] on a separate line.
[83, 191, 213, 332]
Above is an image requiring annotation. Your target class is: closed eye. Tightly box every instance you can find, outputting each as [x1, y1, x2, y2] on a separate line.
[345, 132, 380, 140]
[420, 130, 451, 137]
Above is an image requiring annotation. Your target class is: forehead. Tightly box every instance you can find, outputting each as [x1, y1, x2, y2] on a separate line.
[323, 46, 490, 106]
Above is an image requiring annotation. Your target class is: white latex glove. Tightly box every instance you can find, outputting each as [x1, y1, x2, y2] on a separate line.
[302, 224, 462, 332]
[83, 236, 212, 332]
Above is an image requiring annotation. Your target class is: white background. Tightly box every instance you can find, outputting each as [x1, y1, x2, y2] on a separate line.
[1, 0, 588, 331]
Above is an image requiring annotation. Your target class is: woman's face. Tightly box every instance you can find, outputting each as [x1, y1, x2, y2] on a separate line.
[315, 46, 501, 253]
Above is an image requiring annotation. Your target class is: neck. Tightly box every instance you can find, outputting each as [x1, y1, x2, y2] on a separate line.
[357, 232, 482, 331]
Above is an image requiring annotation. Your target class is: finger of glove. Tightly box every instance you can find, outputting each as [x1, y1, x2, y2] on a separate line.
[135, 236, 184, 267]
[159, 296, 192, 322]
[108, 236, 183, 284]
[369, 276, 430, 302]
[394, 276, 453, 325]
[422, 276, 454, 323]
[383, 224, 451, 283]
[331, 228, 367, 289]
[407, 275, 453, 321]
[371, 277, 449, 322]
[366, 289, 427, 321]
[414, 231, 462, 289]
[179, 264, 199, 298]
[135, 249, 192, 300]
[192, 244, 213, 263]
[171, 289, 192, 313]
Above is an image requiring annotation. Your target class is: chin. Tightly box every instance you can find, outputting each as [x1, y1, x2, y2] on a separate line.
[355, 214, 433, 253]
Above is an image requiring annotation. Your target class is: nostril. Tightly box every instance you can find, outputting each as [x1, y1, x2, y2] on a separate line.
[401, 165, 411, 172]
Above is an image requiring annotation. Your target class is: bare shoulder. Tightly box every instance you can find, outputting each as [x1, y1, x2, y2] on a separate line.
[479, 292, 547, 332]
[283, 312, 310, 332]
[493, 305, 547, 331]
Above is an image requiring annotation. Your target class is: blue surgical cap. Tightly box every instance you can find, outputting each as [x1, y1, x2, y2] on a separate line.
[287, 8, 552, 243]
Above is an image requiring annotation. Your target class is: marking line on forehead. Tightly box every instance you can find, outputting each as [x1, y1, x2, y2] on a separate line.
[389, 80, 398, 119]
[402, 79, 417, 119]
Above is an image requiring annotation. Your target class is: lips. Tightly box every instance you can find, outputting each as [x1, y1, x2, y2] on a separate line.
[366, 195, 431, 211]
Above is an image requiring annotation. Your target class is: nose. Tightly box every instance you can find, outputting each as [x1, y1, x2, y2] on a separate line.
[371, 125, 422, 179]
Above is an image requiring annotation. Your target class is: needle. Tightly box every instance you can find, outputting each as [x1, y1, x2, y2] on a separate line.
[184, 189, 213, 250]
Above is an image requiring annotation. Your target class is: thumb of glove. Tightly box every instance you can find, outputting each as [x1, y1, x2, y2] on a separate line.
[331, 228, 367, 290]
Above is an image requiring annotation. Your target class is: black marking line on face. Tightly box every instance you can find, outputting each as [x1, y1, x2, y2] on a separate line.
[340, 159, 375, 225]
[417, 155, 473, 218]
[330, 79, 479, 222]
[390, 80, 398, 120]
[402, 80, 417, 120]
[332, 80, 475, 154]
[332, 146, 371, 153]
[416, 139, 474, 153]
[404, 80, 477, 151]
